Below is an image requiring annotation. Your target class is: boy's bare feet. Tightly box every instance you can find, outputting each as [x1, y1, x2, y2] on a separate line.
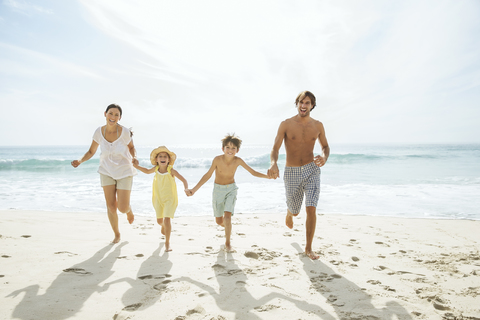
[224, 244, 236, 253]
[112, 233, 121, 244]
[305, 249, 319, 260]
[127, 211, 134, 224]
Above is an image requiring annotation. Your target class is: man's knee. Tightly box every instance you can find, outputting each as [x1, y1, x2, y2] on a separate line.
[306, 206, 317, 216]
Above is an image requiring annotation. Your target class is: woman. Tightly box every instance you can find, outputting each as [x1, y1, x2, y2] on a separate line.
[72, 104, 136, 243]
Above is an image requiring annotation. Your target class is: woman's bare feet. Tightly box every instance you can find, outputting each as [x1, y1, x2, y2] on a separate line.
[165, 242, 172, 252]
[126, 211, 134, 224]
[112, 233, 121, 244]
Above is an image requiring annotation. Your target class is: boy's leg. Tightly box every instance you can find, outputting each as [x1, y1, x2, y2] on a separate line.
[223, 211, 233, 252]
[215, 216, 225, 227]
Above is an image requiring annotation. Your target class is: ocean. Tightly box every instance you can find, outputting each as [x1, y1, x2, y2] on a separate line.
[1, 144, 479, 220]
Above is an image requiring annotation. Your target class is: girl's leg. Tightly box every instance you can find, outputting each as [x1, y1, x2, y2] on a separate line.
[117, 189, 134, 224]
[103, 185, 120, 243]
[157, 218, 165, 235]
[163, 218, 172, 252]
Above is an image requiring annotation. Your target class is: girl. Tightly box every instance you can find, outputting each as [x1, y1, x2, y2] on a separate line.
[133, 146, 188, 252]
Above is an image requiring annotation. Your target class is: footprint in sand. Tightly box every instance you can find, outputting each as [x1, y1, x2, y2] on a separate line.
[63, 268, 92, 275]
[374, 241, 390, 247]
[21, 235, 31, 238]
[122, 303, 142, 311]
[2, 255, 11, 258]
[236, 280, 246, 287]
[236, 232, 246, 238]
[254, 304, 280, 312]
[373, 265, 387, 271]
[244, 251, 259, 259]
[135, 254, 144, 258]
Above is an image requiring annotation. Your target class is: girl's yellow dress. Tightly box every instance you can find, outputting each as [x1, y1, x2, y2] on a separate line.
[152, 165, 178, 218]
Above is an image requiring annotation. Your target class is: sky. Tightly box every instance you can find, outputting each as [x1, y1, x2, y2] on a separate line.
[0, 0, 479, 147]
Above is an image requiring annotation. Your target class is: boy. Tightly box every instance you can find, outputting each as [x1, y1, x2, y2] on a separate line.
[187, 134, 270, 252]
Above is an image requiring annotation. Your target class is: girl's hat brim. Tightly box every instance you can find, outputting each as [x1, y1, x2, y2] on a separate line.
[150, 146, 176, 166]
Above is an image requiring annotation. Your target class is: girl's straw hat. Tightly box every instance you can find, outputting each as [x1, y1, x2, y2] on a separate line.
[150, 146, 176, 166]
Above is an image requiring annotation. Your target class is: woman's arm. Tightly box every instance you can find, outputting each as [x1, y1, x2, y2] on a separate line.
[127, 139, 136, 159]
[71, 140, 99, 168]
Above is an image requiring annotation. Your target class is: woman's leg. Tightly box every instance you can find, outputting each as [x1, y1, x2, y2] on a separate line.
[117, 189, 134, 224]
[103, 185, 121, 243]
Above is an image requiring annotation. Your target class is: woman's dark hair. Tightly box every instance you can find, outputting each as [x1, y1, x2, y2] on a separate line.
[105, 104, 122, 116]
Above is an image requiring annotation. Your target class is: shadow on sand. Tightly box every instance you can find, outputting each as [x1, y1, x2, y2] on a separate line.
[106, 243, 173, 318]
[177, 249, 332, 319]
[7, 242, 127, 320]
[291, 242, 413, 320]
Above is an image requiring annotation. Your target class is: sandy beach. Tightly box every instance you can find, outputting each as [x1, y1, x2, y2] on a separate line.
[1, 210, 479, 320]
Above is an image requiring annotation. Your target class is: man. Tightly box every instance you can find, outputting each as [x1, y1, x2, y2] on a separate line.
[268, 90, 329, 260]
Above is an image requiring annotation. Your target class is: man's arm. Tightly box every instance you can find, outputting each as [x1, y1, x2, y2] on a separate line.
[313, 122, 329, 167]
[268, 121, 286, 179]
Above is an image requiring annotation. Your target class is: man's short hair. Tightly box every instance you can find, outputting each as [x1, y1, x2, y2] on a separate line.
[295, 91, 316, 111]
[222, 133, 242, 150]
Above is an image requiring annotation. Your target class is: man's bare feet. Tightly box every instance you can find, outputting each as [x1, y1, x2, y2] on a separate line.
[305, 249, 319, 260]
[286, 212, 294, 229]
[127, 211, 134, 224]
[112, 234, 121, 244]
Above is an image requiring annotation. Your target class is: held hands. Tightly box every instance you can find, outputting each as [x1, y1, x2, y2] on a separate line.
[314, 155, 327, 167]
[71, 160, 81, 168]
[267, 163, 280, 179]
[184, 189, 194, 197]
[132, 158, 139, 167]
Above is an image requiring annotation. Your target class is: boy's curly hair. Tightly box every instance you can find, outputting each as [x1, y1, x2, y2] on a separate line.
[221, 133, 242, 150]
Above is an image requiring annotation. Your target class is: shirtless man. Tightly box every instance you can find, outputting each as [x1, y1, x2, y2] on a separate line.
[268, 91, 329, 260]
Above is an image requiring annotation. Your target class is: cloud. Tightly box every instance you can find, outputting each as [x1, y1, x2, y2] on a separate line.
[3, 0, 53, 16]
